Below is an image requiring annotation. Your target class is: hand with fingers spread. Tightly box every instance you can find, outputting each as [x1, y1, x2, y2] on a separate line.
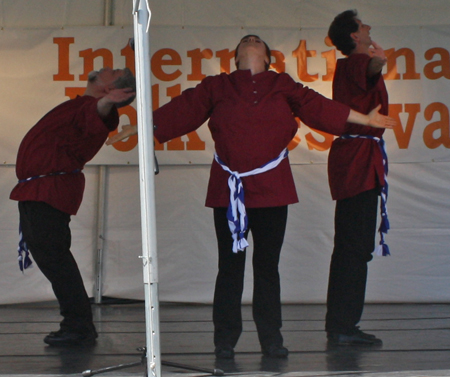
[367, 104, 396, 129]
[106, 124, 137, 145]
[97, 88, 136, 119]
[347, 105, 396, 130]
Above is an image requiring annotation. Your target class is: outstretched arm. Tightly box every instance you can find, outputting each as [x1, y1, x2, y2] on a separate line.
[347, 104, 395, 129]
[106, 104, 395, 146]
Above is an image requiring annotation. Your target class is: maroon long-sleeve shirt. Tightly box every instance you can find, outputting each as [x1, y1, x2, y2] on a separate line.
[10, 95, 119, 215]
[154, 69, 350, 208]
[328, 53, 389, 200]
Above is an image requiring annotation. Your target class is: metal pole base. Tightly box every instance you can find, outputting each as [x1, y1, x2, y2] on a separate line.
[81, 347, 224, 377]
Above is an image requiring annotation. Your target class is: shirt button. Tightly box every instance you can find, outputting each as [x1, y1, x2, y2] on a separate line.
[254, 101, 258, 104]
[253, 91, 257, 94]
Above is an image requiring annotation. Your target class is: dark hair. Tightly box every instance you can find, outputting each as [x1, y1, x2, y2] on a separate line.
[234, 35, 271, 71]
[112, 68, 136, 108]
[328, 9, 359, 56]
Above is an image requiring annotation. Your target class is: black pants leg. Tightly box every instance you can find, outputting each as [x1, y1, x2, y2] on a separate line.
[213, 206, 287, 349]
[250, 206, 287, 349]
[18, 201, 95, 334]
[325, 189, 379, 334]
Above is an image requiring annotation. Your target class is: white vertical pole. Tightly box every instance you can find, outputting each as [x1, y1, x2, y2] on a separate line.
[104, 0, 113, 26]
[94, 165, 107, 304]
[132, 1, 161, 376]
[93, 0, 113, 306]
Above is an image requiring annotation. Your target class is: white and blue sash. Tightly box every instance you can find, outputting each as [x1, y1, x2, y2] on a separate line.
[16, 169, 82, 272]
[214, 148, 289, 253]
[340, 134, 390, 256]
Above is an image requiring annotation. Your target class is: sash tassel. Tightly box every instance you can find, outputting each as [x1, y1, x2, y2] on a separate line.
[15, 169, 81, 272]
[340, 134, 390, 256]
[215, 148, 289, 253]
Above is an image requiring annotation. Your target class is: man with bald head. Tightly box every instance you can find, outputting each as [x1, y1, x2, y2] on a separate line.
[10, 67, 135, 347]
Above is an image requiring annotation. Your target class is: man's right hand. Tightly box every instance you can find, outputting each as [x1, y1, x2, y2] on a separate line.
[106, 124, 138, 145]
[97, 88, 136, 118]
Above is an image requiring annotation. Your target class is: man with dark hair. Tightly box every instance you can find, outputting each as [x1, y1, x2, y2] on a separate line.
[234, 34, 272, 71]
[10, 67, 135, 347]
[325, 10, 389, 346]
[108, 34, 394, 358]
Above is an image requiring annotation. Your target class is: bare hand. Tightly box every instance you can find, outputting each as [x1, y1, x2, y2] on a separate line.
[106, 124, 138, 145]
[367, 105, 396, 129]
[97, 88, 136, 118]
[369, 41, 387, 63]
[104, 88, 136, 105]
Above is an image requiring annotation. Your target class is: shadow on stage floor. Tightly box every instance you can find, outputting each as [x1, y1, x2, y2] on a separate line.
[1, 300, 450, 376]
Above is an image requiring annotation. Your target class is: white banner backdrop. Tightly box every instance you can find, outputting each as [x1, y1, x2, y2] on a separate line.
[2, 159, 450, 305]
[2, 24, 450, 305]
[2, 25, 450, 165]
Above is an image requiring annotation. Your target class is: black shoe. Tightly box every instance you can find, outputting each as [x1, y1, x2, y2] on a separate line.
[214, 345, 235, 359]
[262, 344, 289, 358]
[44, 329, 97, 347]
[327, 328, 382, 346]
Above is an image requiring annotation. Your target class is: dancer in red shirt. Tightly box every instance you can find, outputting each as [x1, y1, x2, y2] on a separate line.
[109, 35, 394, 358]
[325, 10, 389, 346]
[11, 67, 135, 347]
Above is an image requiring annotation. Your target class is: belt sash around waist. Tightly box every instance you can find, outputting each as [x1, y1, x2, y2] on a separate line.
[339, 134, 390, 256]
[16, 169, 82, 272]
[214, 148, 289, 253]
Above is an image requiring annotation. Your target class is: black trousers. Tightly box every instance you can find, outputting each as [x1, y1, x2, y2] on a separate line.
[325, 188, 379, 334]
[213, 206, 287, 349]
[18, 201, 95, 334]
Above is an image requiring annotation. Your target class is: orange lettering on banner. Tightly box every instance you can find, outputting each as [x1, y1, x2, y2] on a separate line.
[56, 37, 450, 155]
[54, 37, 75, 81]
[424, 47, 450, 79]
[151, 48, 182, 81]
[321, 34, 337, 81]
[187, 48, 213, 81]
[321, 49, 336, 81]
[79, 48, 114, 81]
[384, 48, 421, 80]
[216, 49, 235, 74]
[389, 103, 421, 149]
[423, 102, 450, 149]
[305, 128, 333, 151]
[270, 50, 285, 73]
[287, 118, 301, 150]
[292, 40, 318, 82]
[121, 40, 136, 75]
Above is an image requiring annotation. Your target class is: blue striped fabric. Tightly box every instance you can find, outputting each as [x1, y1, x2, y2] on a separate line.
[340, 134, 390, 256]
[214, 148, 289, 253]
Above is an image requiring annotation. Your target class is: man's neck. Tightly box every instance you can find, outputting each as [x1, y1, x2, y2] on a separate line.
[83, 85, 104, 98]
[238, 60, 266, 75]
[237, 51, 267, 75]
[350, 43, 371, 57]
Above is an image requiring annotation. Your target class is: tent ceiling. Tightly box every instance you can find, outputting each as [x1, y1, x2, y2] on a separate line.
[1, 0, 450, 29]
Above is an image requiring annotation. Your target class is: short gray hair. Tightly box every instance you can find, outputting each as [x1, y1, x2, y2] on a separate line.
[113, 68, 136, 108]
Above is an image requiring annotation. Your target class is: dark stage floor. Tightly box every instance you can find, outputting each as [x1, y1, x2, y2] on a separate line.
[1, 301, 450, 377]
